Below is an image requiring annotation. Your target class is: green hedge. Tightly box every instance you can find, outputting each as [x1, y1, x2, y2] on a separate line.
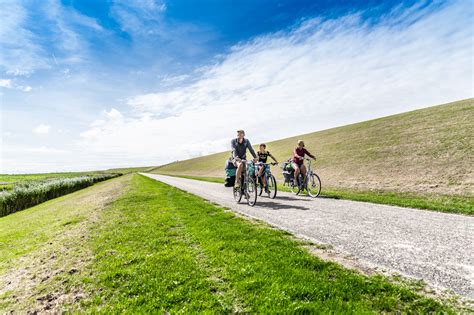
[0, 174, 121, 217]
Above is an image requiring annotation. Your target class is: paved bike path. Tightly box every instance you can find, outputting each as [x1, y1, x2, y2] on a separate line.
[142, 173, 474, 298]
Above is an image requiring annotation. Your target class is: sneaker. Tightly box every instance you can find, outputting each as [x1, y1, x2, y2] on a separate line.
[234, 182, 240, 190]
[264, 186, 270, 194]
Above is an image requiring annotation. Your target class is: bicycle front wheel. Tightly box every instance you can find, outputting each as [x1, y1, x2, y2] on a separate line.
[258, 176, 263, 196]
[233, 186, 242, 203]
[307, 174, 321, 197]
[246, 177, 258, 206]
[267, 174, 277, 199]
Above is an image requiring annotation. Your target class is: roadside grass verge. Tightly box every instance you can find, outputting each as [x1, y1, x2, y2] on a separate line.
[0, 175, 131, 312]
[79, 174, 452, 313]
[151, 173, 473, 215]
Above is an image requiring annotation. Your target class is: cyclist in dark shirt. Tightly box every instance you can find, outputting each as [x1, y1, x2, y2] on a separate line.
[292, 140, 316, 183]
[257, 143, 278, 192]
[231, 129, 257, 188]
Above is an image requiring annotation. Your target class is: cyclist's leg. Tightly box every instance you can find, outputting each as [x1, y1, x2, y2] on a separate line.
[300, 164, 307, 177]
[235, 160, 243, 187]
[258, 165, 266, 186]
[293, 162, 300, 181]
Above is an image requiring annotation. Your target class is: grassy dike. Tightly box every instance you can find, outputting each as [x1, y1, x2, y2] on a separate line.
[155, 173, 473, 215]
[152, 99, 474, 208]
[79, 174, 451, 313]
[0, 174, 458, 312]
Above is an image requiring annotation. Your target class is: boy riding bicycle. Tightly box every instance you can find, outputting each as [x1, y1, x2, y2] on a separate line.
[257, 143, 278, 193]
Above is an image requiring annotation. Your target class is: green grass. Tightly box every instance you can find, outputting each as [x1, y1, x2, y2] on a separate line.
[152, 99, 474, 201]
[77, 174, 452, 313]
[158, 173, 473, 215]
[0, 174, 461, 312]
[0, 176, 130, 274]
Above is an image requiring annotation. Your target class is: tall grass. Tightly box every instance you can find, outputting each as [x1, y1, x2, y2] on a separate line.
[0, 174, 121, 217]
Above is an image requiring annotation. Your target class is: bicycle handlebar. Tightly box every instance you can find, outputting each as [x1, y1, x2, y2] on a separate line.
[253, 161, 279, 166]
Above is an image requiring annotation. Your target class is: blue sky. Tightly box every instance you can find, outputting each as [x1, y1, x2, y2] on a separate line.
[1, 0, 472, 173]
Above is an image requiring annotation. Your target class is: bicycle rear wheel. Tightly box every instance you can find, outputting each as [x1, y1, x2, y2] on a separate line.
[307, 173, 322, 197]
[290, 179, 300, 194]
[246, 177, 258, 206]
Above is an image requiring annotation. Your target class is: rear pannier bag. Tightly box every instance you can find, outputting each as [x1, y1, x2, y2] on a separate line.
[226, 168, 236, 177]
[224, 158, 237, 187]
[283, 171, 293, 181]
[224, 175, 235, 187]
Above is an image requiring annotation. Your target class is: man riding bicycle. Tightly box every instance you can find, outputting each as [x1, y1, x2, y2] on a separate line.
[292, 140, 316, 184]
[231, 130, 257, 189]
[257, 143, 278, 193]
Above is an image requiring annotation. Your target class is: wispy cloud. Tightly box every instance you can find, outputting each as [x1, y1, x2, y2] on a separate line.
[0, 0, 104, 76]
[77, 0, 472, 168]
[110, 0, 167, 36]
[0, 1, 49, 75]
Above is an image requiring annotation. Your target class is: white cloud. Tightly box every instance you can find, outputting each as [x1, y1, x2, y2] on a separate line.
[0, 79, 12, 88]
[33, 124, 51, 134]
[0, 79, 33, 92]
[78, 0, 472, 168]
[22, 85, 32, 92]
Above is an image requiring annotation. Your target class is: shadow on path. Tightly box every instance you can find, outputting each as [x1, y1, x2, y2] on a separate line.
[256, 201, 310, 211]
[272, 195, 312, 202]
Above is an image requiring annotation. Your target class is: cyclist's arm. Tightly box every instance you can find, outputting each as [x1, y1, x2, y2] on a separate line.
[269, 153, 278, 163]
[306, 149, 316, 160]
[247, 140, 257, 159]
[231, 139, 239, 159]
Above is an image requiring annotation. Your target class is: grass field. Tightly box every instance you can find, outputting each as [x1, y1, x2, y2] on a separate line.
[0, 166, 153, 191]
[151, 99, 474, 212]
[0, 174, 464, 313]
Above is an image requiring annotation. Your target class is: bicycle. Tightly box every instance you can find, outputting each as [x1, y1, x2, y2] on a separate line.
[232, 160, 258, 206]
[252, 162, 278, 199]
[289, 158, 321, 197]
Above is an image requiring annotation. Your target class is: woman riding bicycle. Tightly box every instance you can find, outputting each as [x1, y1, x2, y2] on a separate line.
[292, 140, 316, 184]
[257, 143, 278, 193]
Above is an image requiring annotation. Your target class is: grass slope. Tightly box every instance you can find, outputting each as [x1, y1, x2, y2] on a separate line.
[152, 99, 474, 211]
[1, 174, 458, 312]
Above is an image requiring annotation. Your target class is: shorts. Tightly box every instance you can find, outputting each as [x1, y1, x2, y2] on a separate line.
[258, 163, 270, 173]
[232, 157, 244, 167]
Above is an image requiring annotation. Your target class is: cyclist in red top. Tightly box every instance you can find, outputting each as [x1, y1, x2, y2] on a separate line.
[292, 140, 316, 183]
